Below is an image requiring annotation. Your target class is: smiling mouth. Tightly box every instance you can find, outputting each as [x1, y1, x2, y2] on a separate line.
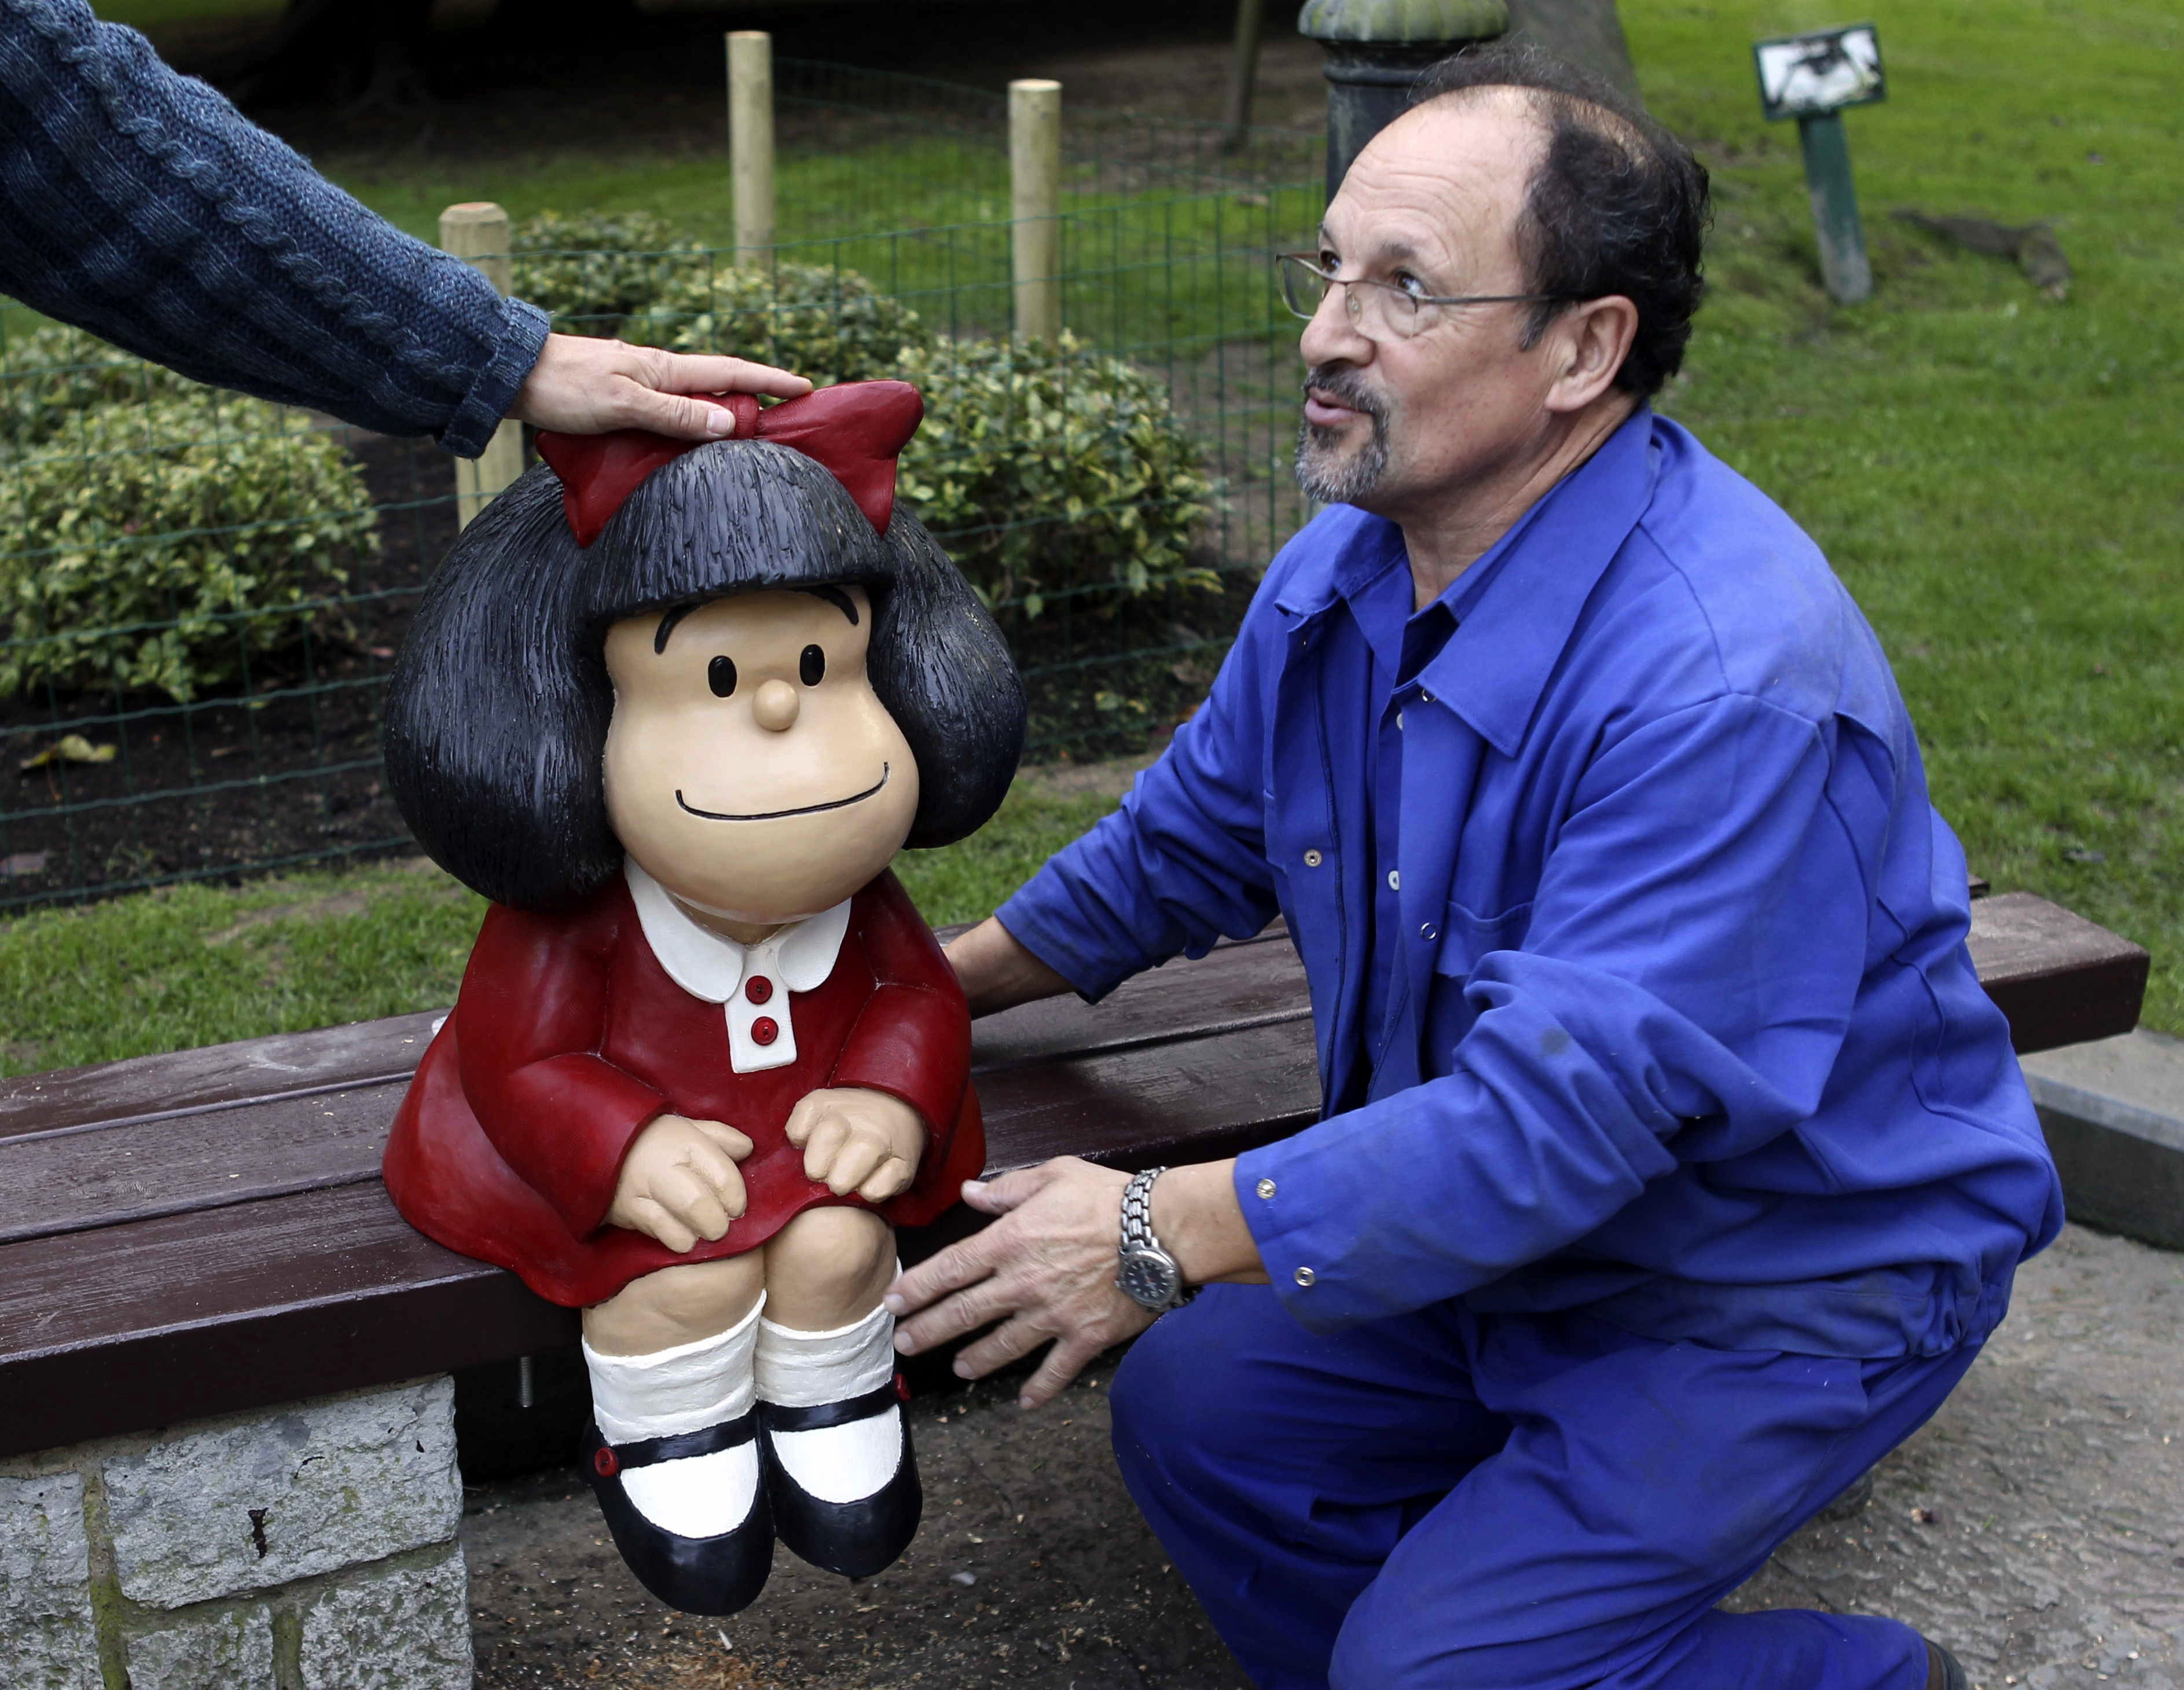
[676, 764, 890, 823]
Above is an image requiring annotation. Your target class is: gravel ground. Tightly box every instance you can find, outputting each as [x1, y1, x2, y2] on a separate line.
[463, 1223, 2184, 1690]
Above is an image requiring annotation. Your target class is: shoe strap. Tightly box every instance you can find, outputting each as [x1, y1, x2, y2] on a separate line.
[610, 1409, 759, 1471]
[758, 1381, 901, 1434]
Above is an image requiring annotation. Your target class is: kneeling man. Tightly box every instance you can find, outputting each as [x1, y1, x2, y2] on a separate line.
[890, 43, 2059, 1690]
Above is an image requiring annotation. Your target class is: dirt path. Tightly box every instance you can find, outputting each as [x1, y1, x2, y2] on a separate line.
[463, 1223, 2184, 1690]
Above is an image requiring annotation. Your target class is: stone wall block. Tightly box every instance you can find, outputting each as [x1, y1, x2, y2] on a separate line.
[125, 1603, 277, 1690]
[104, 1378, 461, 1608]
[0, 1472, 102, 1690]
[298, 1547, 473, 1690]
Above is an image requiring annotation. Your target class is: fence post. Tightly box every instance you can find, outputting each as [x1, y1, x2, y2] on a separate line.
[728, 31, 775, 262]
[438, 202, 526, 529]
[1009, 79, 1062, 345]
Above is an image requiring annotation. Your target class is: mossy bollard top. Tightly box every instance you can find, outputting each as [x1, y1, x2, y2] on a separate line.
[1297, 0, 1508, 200]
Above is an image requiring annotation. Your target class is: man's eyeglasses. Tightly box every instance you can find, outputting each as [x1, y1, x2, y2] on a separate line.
[1273, 253, 1568, 340]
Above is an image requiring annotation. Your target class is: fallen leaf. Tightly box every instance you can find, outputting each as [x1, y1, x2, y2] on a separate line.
[18, 734, 116, 772]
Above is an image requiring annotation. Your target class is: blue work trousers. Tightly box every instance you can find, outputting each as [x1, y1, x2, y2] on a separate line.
[1110, 1285, 1979, 1690]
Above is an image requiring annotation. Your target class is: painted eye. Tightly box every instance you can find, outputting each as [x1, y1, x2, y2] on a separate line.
[708, 655, 737, 698]
[799, 644, 826, 686]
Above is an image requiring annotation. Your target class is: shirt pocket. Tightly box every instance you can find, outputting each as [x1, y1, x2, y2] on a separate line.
[1430, 899, 1534, 981]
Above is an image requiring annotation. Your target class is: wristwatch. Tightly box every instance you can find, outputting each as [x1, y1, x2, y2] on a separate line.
[1116, 1166, 1197, 1313]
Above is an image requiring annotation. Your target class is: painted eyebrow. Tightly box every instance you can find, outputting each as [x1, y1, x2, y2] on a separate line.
[652, 586, 858, 655]
[799, 585, 860, 625]
[654, 603, 695, 654]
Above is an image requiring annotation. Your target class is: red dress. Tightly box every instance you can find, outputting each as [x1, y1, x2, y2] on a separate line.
[383, 867, 983, 1308]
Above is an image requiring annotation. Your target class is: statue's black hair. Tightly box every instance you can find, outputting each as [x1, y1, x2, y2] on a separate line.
[383, 440, 1026, 911]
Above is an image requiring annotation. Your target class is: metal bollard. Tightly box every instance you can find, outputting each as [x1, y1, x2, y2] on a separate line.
[1297, 0, 1508, 201]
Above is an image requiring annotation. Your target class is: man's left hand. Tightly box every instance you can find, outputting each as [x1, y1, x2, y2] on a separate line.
[884, 1157, 1158, 1409]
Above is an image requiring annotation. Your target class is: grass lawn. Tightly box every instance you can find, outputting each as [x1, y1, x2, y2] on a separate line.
[0, 765, 1139, 1076]
[0, 0, 2175, 1066]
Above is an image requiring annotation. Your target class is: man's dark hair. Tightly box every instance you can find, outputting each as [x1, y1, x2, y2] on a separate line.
[383, 441, 1026, 911]
[1412, 41, 1710, 398]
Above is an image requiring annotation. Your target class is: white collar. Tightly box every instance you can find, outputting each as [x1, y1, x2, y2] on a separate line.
[624, 859, 853, 1003]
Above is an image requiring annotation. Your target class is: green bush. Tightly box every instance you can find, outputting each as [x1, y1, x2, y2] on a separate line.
[1, 324, 199, 448]
[627, 261, 933, 385]
[1, 395, 378, 702]
[511, 210, 696, 337]
[894, 333, 1216, 617]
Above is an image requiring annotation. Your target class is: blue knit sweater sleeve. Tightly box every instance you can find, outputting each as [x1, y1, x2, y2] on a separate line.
[0, 0, 549, 456]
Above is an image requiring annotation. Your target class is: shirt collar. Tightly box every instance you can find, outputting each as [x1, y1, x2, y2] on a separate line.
[624, 859, 853, 1002]
[1412, 406, 1661, 757]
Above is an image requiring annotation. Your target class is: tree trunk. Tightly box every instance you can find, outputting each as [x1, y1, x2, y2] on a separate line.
[1502, 0, 1644, 108]
[230, 0, 435, 108]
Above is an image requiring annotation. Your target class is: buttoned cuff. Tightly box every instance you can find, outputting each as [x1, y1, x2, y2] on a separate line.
[438, 296, 550, 458]
[1232, 1129, 1409, 1332]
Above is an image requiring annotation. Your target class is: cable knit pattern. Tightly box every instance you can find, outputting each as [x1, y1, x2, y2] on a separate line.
[0, 0, 548, 456]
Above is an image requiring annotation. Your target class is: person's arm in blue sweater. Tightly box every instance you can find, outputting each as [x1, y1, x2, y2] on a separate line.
[0, 0, 805, 451]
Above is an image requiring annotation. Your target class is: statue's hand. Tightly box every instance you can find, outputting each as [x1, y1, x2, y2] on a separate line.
[784, 1087, 926, 1203]
[607, 1115, 754, 1252]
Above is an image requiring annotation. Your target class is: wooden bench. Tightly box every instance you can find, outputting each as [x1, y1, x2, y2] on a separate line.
[0, 890, 2149, 1461]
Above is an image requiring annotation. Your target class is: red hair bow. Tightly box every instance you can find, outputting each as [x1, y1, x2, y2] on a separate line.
[534, 379, 924, 548]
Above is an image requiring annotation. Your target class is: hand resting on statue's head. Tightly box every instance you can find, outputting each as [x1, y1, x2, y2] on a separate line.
[606, 1114, 755, 1253]
[784, 1087, 926, 1203]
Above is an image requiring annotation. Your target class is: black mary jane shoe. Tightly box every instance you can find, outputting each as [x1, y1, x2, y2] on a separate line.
[582, 1415, 773, 1615]
[758, 1379, 922, 1579]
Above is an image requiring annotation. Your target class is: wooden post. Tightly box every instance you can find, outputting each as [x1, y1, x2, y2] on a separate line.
[1009, 79, 1062, 346]
[438, 202, 526, 529]
[728, 30, 775, 261]
[1796, 111, 1872, 304]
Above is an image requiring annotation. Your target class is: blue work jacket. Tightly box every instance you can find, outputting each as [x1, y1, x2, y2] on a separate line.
[1001, 409, 2064, 1359]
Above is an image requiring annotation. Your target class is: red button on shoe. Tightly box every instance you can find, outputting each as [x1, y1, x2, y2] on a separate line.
[746, 976, 773, 1005]
[593, 1447, 619, 1479]
[750, 1016, 779, 1046]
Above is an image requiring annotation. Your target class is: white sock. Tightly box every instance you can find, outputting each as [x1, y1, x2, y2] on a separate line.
[756, 1301, 902, 1506]
[584, 1297, 763, 1538]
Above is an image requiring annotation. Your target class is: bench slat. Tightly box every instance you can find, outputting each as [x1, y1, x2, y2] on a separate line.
[1963, 892, 2150, 1055]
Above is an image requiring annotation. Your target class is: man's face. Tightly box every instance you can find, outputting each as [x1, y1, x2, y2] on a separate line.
[1295, 91, 1567, 522]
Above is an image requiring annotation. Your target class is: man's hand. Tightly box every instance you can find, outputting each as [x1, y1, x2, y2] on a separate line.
[607, 1114, 754, 1252]
[506, 333, 812, 439]
[884, 1157, 1159, 1408]
[943, 917, 1074, 1018]
[785, 1087, 925, 1201]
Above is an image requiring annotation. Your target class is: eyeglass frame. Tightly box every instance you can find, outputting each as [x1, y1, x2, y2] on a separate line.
[1273, 251, 1574, 338]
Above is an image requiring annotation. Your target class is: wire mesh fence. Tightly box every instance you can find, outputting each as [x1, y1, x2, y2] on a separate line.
[0, 57, 1325, 911]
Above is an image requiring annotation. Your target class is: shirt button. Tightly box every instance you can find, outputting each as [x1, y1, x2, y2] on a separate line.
[1303, 849, 1323, 868]
[745, 976, 773, 1005]
[1387, 869, 1401, 891]
[750, 1016, 779, 1046]
[1421, 922, 1438, 941]
[1396, 710, 1405, 731]
[1419, 689, 1434, 704]
[1294, 1266, 1316, 1288]
[1256, 1178, 1277, 1200]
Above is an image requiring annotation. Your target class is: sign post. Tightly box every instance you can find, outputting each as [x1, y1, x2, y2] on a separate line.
[1753, 23, 1885, 305]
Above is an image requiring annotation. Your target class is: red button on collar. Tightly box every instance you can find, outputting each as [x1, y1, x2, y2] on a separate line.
[750, 1016, 779, 1046]
[745, 976, 773, 1005]
[593, 1446, 619, 1479]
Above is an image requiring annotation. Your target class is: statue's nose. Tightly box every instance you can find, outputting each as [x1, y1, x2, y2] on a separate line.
[753, 678, 800, 732]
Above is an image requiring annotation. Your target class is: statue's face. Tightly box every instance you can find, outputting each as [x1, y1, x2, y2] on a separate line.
[602, 585, 919, 923]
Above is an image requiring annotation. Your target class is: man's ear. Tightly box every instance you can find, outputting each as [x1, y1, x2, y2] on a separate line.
[1543, 295, 1639, 415]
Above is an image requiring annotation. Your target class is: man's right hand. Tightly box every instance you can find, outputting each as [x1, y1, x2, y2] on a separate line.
[942, 917, 1074, 1018]
[607, 1115, 754, 1252]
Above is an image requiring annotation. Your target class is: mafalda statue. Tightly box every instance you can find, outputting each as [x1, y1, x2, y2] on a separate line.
[380, 380, 1023, 1615]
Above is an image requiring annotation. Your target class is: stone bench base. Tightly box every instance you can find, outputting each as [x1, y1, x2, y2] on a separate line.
[3, 1379, 471, 1690]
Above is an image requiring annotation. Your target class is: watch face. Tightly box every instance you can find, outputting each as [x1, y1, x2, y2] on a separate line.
[1118, 1248, 1181, 1309]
